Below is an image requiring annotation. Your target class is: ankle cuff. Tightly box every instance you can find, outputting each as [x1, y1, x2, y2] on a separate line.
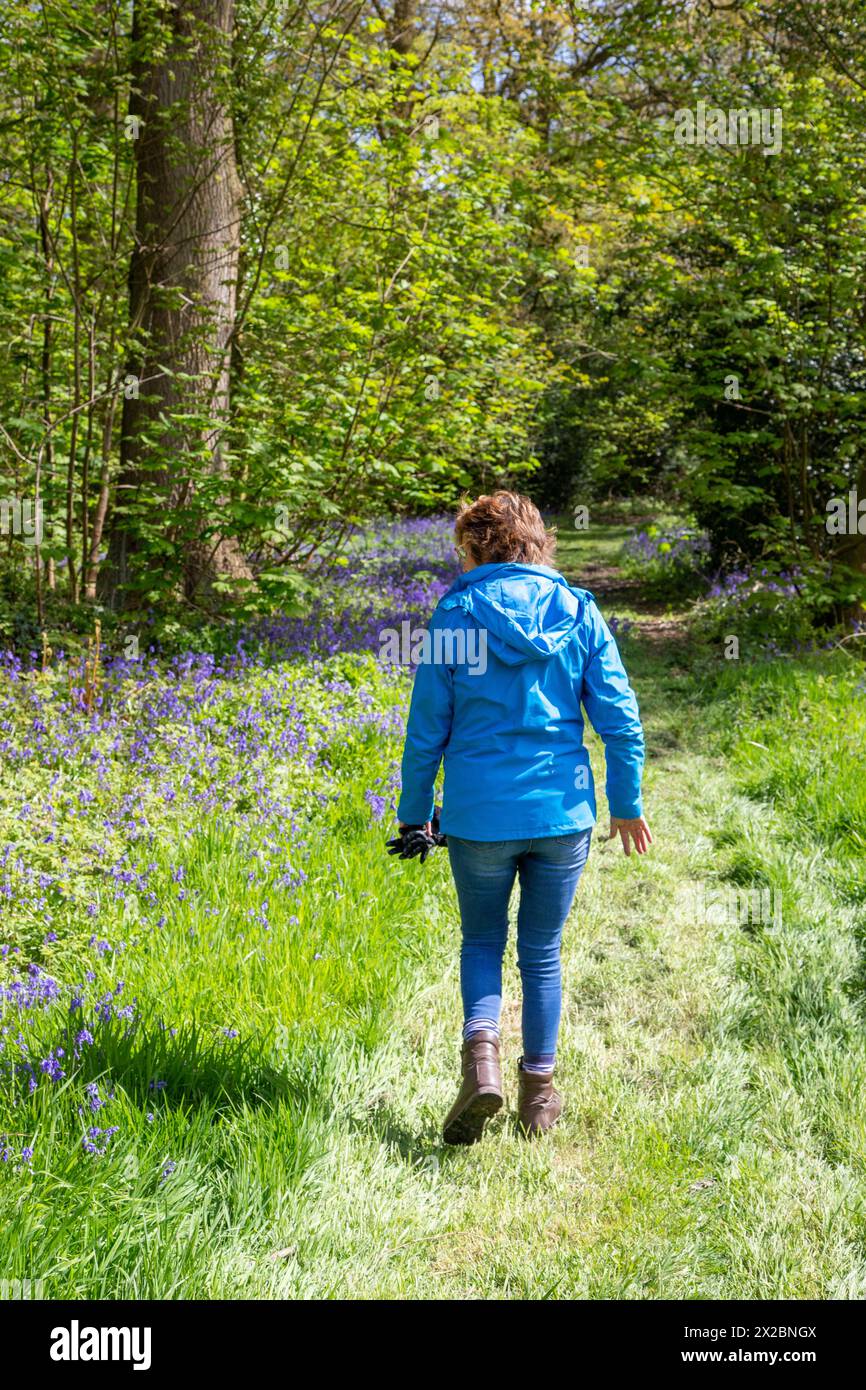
[520, 1054, 555, 1074]
[463, 1018, 500, 1040]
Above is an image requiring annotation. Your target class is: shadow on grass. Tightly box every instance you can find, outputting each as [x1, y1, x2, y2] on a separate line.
[29, 1013, 333, 1116]
[343, 1093, 511, 1173]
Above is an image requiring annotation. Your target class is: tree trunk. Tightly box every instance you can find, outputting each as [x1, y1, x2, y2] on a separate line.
[105, 0, 251, 607]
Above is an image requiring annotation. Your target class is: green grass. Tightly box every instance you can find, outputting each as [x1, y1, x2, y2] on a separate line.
[2, 524, 865, 1299]
[554, 519, 634, 576]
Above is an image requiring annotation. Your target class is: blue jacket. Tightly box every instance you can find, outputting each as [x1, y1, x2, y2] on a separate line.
[397, 563, 645, 839]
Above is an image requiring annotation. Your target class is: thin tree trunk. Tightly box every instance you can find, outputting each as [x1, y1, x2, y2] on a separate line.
[38, 183, 55, 592]
[66, 130, 82, 604]
[84, 383, 118, 602]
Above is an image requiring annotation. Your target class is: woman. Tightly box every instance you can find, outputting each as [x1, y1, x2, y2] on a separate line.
[395, 492, 651, 1144]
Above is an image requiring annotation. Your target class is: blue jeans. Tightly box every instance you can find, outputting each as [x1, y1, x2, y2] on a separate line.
[447, 831, 592, 1060]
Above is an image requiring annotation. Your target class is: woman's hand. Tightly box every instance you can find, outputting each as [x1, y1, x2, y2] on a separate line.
[388, 820, 439, 864]
[608, 815, 653, 856]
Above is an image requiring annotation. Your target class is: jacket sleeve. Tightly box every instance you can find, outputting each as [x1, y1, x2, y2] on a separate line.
[397, 625, 454, 825]
[579, 597, 645, 819]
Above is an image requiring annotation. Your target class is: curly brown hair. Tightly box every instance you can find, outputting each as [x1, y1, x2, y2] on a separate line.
[455, 491, 556, 567]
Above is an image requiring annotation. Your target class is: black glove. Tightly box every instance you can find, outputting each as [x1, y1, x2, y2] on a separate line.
[386, 805, 447, 863]
[386, 824, 434, 862]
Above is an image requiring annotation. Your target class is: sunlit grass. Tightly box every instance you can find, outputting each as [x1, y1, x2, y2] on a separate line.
[2, 523, 865, 1298]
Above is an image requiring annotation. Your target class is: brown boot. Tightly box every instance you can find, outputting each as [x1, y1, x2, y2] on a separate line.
[516, 1058, 562, 1137]
[442, 1030, 503, 1145]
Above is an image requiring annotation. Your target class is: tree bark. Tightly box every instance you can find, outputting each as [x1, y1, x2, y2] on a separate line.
[105, 0, 251, 607]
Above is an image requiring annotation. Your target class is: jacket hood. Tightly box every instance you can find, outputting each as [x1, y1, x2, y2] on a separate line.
[439, 563, 591, 666]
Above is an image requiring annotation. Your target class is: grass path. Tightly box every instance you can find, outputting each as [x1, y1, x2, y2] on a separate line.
[270, 523, 866, 1299]
[4, 521, 863, 1300]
